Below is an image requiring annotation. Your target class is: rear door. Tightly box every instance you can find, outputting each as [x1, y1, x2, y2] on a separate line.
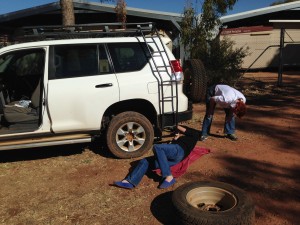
[47, 44, 119, 132]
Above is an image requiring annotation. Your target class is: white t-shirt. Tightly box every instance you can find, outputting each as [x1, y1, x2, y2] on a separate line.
[212, 85, 246, 108]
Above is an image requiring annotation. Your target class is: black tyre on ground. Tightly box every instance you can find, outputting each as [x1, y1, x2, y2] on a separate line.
[183, 59, 207, 103]
[172, 181, 255, 225]
[106, 111, 154, 159]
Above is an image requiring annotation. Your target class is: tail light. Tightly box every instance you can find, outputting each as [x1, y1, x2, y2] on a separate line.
[170, 59, 183, 81]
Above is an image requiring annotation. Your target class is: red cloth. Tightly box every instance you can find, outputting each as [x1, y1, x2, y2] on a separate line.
[153, 146, 210, 178]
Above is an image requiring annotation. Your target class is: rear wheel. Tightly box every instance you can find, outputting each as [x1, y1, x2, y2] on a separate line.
[172, 181, 255, 225]
[106, 111, 154, 159]
[183, 59, 207, 103]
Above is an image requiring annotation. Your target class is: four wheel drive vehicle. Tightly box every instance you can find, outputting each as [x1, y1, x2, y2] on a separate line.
[0, 23, 193, 159]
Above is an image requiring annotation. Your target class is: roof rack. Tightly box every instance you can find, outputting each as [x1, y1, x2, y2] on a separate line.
[14, 22, 157, 42]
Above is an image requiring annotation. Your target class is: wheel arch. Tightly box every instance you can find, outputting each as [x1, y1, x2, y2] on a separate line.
[101, 99, 159, 133]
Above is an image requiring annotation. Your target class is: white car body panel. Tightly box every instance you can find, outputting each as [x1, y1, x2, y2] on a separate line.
[47, 74, 119, 132]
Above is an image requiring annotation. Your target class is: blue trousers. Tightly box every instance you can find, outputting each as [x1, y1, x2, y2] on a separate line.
[201, 85, 235, 135]
[201, 108, 236, 135]
[125, 143, 184, 186]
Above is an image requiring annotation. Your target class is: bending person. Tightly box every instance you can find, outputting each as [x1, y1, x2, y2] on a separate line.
[200, 84, 247, 141]
[113, 125, 199, 189]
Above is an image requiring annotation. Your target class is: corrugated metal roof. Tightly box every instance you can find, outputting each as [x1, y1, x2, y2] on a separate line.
[0, 0, 183, 34]
[0, 2, 60, 22]
[221, 1, 300, 23]
[0, 0, 183, 22]
[72, 1, 182, 29]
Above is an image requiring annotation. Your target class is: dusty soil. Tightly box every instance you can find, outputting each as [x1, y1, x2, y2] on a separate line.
[0, 72, 299, 225]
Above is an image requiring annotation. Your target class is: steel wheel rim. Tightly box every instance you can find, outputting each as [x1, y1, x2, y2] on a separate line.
[116, 121, 146, 152]
[186, 187, 237, 212]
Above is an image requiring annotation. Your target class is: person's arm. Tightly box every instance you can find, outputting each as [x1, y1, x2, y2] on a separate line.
[207, 97, 216, 116]
[226, 107, 235, 122]
[176, 125, 199, 139]
[176, 125, 186, 133]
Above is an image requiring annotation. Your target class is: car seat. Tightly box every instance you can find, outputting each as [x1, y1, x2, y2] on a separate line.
[3, 80, 41, 123]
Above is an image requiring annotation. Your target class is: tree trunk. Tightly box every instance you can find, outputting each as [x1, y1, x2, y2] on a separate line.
[60, 0, 75, 26]
[115, 0, 127, 24]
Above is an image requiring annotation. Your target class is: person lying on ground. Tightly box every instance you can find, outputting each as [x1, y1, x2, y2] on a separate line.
[113, 125, 199, 189]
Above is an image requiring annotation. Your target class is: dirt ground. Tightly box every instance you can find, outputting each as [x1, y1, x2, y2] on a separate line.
[0, 72, 299, 225]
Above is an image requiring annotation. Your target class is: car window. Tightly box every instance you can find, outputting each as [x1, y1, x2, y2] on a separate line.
[107, 42, 150, 73]
[0, 49, 45, 101]
[14, 52, 44, 76]
[0, 50, 44, 76]
[53, 44, 111, 78]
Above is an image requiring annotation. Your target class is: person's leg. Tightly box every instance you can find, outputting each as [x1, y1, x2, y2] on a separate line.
[224, 108, 235, 134]
[125, 157, 155, 187]
[201, 85, 216, 138]
[114, 156, 155, 189]
[224, 108, 237, 140]
[201, 115, 213, 136]
[153, 144, 184, 189]
[153, 144, 184, 178]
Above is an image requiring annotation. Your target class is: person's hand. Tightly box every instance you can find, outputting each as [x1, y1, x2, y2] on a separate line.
[173, 133, 180, 140]
[206, 115, 213, 120]
[226, 108, 235, 122]
[226, 115, 234, 122]
[176, 125, 186, 133]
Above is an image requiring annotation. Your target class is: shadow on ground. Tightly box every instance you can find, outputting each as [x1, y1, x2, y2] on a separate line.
[237, 76, 300, 153]
[0, 136, 116, 163]
[150, 191, 181, 225]
[184, 155, 300, 225]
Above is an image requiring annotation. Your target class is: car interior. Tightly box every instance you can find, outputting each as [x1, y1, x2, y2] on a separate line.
[0, 49, 44, 134]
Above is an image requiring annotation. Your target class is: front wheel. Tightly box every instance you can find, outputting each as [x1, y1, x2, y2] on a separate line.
[106, 111, 154, 159]
[172, 181, 255, 225]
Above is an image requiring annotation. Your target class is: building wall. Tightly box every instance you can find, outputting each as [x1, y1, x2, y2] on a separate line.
[221, 26, 300, 70]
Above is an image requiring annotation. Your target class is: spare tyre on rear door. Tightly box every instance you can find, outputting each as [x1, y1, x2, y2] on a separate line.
[183, 59, 207, 103]
[172, 181, 255, 225]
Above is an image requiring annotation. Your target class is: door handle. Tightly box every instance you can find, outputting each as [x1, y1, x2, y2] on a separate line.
[95, 83, 113, 88]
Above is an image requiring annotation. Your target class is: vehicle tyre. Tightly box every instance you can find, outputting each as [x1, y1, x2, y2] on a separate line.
[183, 59, 207, 103]
[172, 181, 255, 225]
[106, 111, 154, 159]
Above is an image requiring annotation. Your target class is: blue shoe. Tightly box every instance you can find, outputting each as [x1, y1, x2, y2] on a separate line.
[159, 178, 176, 189]
[114, 181, 134, 189]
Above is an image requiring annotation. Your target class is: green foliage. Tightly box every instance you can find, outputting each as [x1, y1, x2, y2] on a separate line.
[181, 7, 195, 50]
[204, 37, 249, 86]
[181, 0, 248, 85]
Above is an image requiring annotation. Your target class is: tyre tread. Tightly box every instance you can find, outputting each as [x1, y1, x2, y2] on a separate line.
[183, 59, 207, 103]
[172, 181, 255, 225]
[106, 111, 154, 159]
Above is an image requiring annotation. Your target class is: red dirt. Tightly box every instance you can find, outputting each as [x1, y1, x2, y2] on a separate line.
[0, 72, 299, 225]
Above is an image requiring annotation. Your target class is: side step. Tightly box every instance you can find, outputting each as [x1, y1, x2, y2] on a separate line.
[0, 134, 92, 151]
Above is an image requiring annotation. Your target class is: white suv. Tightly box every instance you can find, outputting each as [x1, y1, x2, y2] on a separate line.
[0, 23, 192, 158]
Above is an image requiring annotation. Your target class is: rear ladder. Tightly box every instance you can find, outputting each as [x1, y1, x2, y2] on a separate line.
[137, 24, 179, 129]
